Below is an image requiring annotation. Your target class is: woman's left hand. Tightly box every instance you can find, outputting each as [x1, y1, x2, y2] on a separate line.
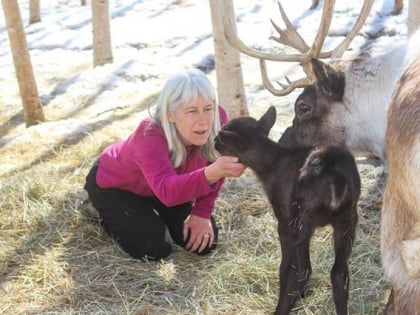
[183, 214, 214, 253]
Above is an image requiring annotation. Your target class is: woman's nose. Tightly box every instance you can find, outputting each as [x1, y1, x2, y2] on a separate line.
[196, 111, 210, 123]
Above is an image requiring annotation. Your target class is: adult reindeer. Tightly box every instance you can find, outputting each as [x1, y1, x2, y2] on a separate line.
[223, 0, 418, 167]
[380, 54, 420, 314]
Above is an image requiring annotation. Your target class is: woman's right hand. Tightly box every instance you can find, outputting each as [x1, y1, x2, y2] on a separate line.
[204, 156, 246, 184]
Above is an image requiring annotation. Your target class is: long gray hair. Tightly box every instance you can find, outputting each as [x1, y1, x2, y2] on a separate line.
[153, 69, 221, 168]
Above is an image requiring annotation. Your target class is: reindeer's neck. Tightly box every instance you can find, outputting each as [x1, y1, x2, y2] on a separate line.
[344, 44, 408, 113]
[338, 44, 411, 160]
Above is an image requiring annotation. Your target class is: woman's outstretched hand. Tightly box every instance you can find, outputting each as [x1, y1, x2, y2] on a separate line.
[204, 156, 246, 184]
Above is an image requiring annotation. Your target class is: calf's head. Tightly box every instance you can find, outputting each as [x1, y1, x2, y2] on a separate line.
[279, 58, 347, 147]
[215, 106, 276, 165]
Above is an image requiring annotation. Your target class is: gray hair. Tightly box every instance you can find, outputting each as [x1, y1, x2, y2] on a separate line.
[153, 69, 221, 168]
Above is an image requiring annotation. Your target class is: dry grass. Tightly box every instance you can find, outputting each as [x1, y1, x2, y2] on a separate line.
[0, 91, 390, 314]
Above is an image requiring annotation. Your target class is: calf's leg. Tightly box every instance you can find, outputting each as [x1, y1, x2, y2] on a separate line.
[330, 212, 357, 315]
[276, 233, 297, 315]
[275, 226, 312, 315]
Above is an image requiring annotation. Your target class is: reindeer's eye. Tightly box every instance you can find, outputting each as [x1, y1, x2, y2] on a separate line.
[296, 102, 313, 120]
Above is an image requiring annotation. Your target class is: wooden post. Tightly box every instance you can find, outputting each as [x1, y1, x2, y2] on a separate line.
[209, 0, 248, 118]
[2, 0, 45, 127]
[29, 0, 41, 24]
[92, 0, 113, 67]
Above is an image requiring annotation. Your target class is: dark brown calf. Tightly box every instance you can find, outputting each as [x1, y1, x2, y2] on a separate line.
[215, 106, 361, 315]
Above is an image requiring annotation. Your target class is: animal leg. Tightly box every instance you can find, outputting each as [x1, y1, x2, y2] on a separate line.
[331, 217, 357, 315]
[276, 234, 296, 315]
[294, 230, 312, 297]
[275, 228, 312, 315]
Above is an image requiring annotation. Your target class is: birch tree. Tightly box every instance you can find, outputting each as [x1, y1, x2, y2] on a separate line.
[92, 0, 113, 67]
[408, 0, 420, 35]
[209, 0, 248, 118]
[29, 0, 41, 24]
[2, 0, 45, 127]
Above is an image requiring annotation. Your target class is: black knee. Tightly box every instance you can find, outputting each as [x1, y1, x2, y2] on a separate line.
[123, 239, 173, 261]
[110, 227, 173, 261]
[101, 221, 173, 261]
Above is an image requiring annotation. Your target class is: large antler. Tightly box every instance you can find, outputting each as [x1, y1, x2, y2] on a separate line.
[223, 0, 373, 96]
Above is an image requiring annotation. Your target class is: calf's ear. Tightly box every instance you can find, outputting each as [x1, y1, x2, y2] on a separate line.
[258, 106, 276, 135]
[310, 58, 345, 101]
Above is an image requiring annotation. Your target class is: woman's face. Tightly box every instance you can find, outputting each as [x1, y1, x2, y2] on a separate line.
[168, 95, 215, 146]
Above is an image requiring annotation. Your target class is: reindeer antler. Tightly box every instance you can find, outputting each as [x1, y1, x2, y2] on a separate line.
[223, 0, 373, 96]
[328, 0, 373, 59]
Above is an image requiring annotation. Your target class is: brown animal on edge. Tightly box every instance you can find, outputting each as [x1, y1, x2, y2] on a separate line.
[215, 106, 361, 315]
[380, 55, 420, 314]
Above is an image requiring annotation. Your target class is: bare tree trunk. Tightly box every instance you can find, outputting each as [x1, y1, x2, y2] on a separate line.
[209, 0, 248, 118]
[2, 0, 45, 127]
[392, 0, 403, 15]
[408, 0, 420, 35]
[310, 0, 319, 10]
[29, 0, 41, 24]
[92, 0, 113, 67]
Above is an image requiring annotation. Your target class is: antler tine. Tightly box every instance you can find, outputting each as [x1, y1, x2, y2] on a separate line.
[270, 2, 309, 54]
[223, 0, 372, 97]
[271, 1, 334, 59]
[261, 0, 336, 96]
[222, 1, 306, 62]
[310, 0, 335, 57]
[259, 59, 315, 96]
[329, 0, 374, 59]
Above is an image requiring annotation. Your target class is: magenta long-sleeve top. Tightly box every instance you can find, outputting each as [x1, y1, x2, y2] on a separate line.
[96, 106, 228, 219]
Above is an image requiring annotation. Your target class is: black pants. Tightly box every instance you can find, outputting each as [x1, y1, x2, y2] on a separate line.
[84, 163, 218, 260]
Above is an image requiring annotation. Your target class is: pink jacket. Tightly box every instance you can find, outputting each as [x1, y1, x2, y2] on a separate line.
[96, 106, 228, 219]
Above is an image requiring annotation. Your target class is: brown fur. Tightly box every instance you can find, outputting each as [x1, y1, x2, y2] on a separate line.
[381, 53, 420, 315]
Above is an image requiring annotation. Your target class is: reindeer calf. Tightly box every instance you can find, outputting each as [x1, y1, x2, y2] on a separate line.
[381, 53, 420, 314]
[215, 106, 361, 315]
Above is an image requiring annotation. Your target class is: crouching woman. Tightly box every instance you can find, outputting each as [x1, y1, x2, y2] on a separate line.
[84, 69, 245, 260]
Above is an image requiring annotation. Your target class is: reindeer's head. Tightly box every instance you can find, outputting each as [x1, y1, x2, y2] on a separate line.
[215, 106, 276, 166]
[279, 58, 347, 147]
[223, 0, 373, 149]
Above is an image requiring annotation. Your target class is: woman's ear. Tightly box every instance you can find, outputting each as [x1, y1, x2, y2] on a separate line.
[168, 111, 176, 123]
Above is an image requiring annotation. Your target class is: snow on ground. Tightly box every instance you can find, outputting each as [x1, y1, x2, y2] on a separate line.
[0, 0, 408, 153]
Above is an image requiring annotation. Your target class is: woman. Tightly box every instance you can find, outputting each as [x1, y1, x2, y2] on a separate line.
[84, 69, 245, 261]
